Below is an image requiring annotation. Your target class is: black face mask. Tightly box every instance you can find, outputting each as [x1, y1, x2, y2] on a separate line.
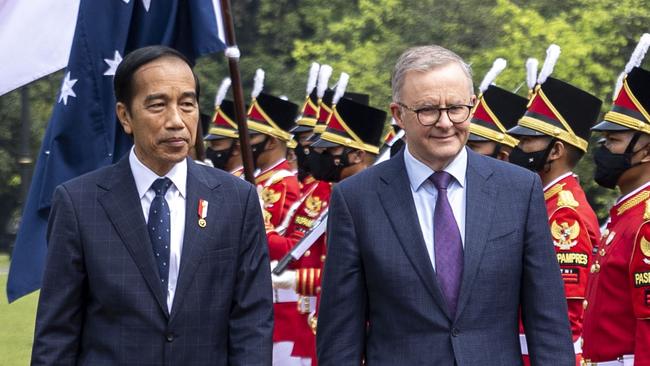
[390, 139, 405, 158]
[509, 140, 555, 172]
[593, 132, 643, 190]
[309, 149, 350, 182]
[295, 144, 312, 180]
[206, 142, 235, 171]
[250, 136, 269, 169]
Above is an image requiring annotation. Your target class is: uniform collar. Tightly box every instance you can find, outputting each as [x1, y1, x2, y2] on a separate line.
[543, 171, 574, 192]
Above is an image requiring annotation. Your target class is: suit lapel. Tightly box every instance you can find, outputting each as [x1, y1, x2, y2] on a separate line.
[169, 160, 223, 321]
[97, 157, 169, 317]
[455, 150, 496, 320]
[378, 152, 451, 319]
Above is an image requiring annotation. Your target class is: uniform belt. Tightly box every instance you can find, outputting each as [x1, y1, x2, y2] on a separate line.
[519, 334, 582, 355]
[582, 355, 634, 366]
[273, 288, 299, 303]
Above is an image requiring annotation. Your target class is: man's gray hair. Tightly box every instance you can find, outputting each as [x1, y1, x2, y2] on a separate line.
[391, 45, 474, 102]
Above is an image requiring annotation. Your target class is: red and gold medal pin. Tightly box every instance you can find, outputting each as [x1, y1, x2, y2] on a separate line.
[198, 199, 208, 228]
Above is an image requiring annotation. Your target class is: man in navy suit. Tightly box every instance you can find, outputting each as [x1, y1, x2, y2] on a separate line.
[317, 45, 574, 365]
[31, 46, 273, 365]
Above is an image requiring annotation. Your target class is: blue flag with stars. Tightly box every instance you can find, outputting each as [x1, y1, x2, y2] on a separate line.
[7, 0, 227, 302]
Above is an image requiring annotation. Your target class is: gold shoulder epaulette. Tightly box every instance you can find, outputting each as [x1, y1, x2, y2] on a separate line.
[544, 183, 565, 201]
[644, 199, 650, 220]
[617, 190, 650, 216]
[557, 190, 579, 208]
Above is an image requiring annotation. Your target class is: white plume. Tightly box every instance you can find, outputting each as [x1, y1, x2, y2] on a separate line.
[614, 33, 650, 99]
[306, 62, 320, 95]
[317, 64, 333, 99]
[613, 72, 626, 101]
[537, 44, 561, 84]
[332, 72, 350, 105]
[625, 33, 650, 74]
[251, 68, 265, 99]
[526, 58, 539, 90]
[479, 58, 507, 94]
[214, 78, 231, 107]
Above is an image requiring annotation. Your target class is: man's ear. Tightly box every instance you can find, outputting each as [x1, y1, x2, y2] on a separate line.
[266, 136, 279, 150]
[116, 102, 133, 135]
[639, 141, 650, 163]
[389, 102, 405, 130]
[497, 150, 510, 161]
[232, 141, 241, 156]
[548, 140, 565, 162]
[349, 149, 365, 164]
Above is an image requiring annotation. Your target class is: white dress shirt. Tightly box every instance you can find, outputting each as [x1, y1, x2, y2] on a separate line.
[129, 148, 187, 312]
[403, 145, 467, 271]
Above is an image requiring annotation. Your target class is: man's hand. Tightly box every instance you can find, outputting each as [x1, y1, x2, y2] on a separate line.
[270, 260, 297, 290]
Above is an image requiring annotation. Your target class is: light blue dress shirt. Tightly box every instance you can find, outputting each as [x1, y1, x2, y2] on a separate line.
[403, 145, 467, 270]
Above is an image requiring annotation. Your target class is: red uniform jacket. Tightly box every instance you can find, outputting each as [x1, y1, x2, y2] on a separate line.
[583, 183, 650, 364]
[255, 160, 300, 233]
[544, 174, 599, 342]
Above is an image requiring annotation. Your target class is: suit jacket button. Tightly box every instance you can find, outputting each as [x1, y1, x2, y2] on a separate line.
[166, 333, 174, 342]
[451, 328, 460, 337]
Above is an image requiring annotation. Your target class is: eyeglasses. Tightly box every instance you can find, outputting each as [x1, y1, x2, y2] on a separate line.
[397, 102, 473, 126]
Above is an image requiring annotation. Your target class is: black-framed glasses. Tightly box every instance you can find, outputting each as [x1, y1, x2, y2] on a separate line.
[397, 102, 473, 126]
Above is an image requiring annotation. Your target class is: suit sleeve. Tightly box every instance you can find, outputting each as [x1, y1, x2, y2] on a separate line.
[316, 186, 367, 365]
[31, 185, 86, 365]
[228, 185, 274, 366]
[520, 175, 575, 366]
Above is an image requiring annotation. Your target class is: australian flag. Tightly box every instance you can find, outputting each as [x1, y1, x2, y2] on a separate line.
[7, 0, 227, 302]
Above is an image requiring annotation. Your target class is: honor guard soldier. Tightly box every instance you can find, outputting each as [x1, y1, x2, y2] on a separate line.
[508, 45, 602, 366]
[292, 63, 326, 187]
[246, 69, 301, 232]
[204, 78, 244, 177]
[265, 64, 331, 366]
[466, 58, 526, 161]
[582, 34, 650, 366]
[271, 78, 387, 365]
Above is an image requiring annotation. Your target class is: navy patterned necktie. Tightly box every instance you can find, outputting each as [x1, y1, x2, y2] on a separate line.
[429, 171, 463, 317]
[148, 177, 173, 290]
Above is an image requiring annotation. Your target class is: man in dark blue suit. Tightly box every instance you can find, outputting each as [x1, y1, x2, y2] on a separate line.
[31, 46, 273, 365]
[317, 45, 574, 365]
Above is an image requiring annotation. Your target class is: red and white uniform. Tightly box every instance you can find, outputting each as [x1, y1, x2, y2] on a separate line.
[267, 179, 331, 365]
[521, 172, 599, 366]
[582, 182, 650, 365]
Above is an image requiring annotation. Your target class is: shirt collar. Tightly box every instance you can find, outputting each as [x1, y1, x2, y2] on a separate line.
[129, 147, 187, 199]
[403, 145, 467, 191]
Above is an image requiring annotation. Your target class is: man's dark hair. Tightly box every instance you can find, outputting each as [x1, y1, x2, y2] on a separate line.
[114, 45, 200, 110]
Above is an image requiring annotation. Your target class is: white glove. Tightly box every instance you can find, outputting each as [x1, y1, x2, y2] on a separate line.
[270, 260, 297, 290]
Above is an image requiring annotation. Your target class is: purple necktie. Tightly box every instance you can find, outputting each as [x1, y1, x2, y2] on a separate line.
[429, 171, 463, 317]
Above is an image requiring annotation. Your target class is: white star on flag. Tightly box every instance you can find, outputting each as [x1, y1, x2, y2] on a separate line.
[121, 0, 151, 12]
[104, 50, 123, 76]
[58, 72, 78, 105]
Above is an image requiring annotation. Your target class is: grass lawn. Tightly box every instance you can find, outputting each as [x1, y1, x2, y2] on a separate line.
[0, 254, 38, 366]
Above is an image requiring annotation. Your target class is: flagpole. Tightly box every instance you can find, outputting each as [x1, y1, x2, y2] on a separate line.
[219, 0, 255, 184]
